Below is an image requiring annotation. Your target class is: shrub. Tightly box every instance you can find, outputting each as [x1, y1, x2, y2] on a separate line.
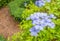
[8, 0, 35, 21]
[0, 0, 13, 8]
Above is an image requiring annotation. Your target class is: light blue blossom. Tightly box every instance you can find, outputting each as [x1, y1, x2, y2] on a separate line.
[35, 0, 45, 7]
[48, 22, 55, 28]
[44, 19, 51, 23]
[39, 13, 48, 19]
[40, 19, 45, 24]
[34, 12, 41, 17]
[27, 12, 56, 36]
[35, 0, 51, 7]
[30, 25, 43, 36]
[32, 19, 41, 25]
[34, 25, 43, 30]
[30, 14, 39, 20]
[49, 14, 56, 19]
[30, 27, 39, 33]
[44, 16, 50, 19]
[40, 23, 47, 27]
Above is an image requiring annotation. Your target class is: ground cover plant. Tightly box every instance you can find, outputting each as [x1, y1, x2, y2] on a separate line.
[8, 0, 60, 41]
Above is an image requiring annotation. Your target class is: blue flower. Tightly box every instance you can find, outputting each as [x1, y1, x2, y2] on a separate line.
[40, 23, 47, 27]
[44, 16, 50, 19]
[35, 25, 43, 30]
[39, 19, 45, 24]
[30, 27, 39, 36]
[34, 12, 41, 17]
[39, 13, 48, 19]
[32, 19, 41, 25]
[49, 14, 56, 19]
[44, 19, 51, 23]
[35, 0, 45, 7]
[29, 25, 43, 36]
[30, 14, 39, 20]
[48, 22, 55, 28]
[26, 12, 56, 36]
[35, 0, 51, 7]
[30, 27, 40, 33]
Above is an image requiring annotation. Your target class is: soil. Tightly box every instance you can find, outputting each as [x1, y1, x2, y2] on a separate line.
[0, 6, 20, 38]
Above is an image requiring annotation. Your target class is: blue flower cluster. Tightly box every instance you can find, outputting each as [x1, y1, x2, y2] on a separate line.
[35, 0, 51, 7]
[26, 12, 56, 36]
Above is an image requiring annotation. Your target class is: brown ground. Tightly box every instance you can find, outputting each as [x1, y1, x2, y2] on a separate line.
[0, 6, 20, 38]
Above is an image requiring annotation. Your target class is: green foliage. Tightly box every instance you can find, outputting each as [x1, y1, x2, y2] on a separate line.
[0, 35, 6, 41]
[8, 0, 36, 21]
[8, 0, 60, 41]
[45, 0, 60, 16]
[8, 0, 60, 20]
[8, 0, 31, 21]
[19, 20, 32, 30]
[10, 22, 60, 41]
[11, 32, 33, 41]
[21, 2, 39, 19]
[0, 0, 13, 8]
[11, 26, 60, 41]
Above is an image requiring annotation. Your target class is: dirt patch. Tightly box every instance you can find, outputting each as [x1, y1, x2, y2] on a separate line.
[0, 6, 20, 38]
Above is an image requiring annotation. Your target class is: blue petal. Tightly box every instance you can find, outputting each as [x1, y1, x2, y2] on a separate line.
[44, 19, 51, 23]
[49, 14, 56, 19]
[39, 19, 45, 24]
[35, 0, 45, 7]
[48, 22, 55, 28]
[32, 19, 40, 25]
[34, 25, 43, 30]
[30, 14, 39, 20]
[30, 27, 40, 33]
[40, 23, 47, 27]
